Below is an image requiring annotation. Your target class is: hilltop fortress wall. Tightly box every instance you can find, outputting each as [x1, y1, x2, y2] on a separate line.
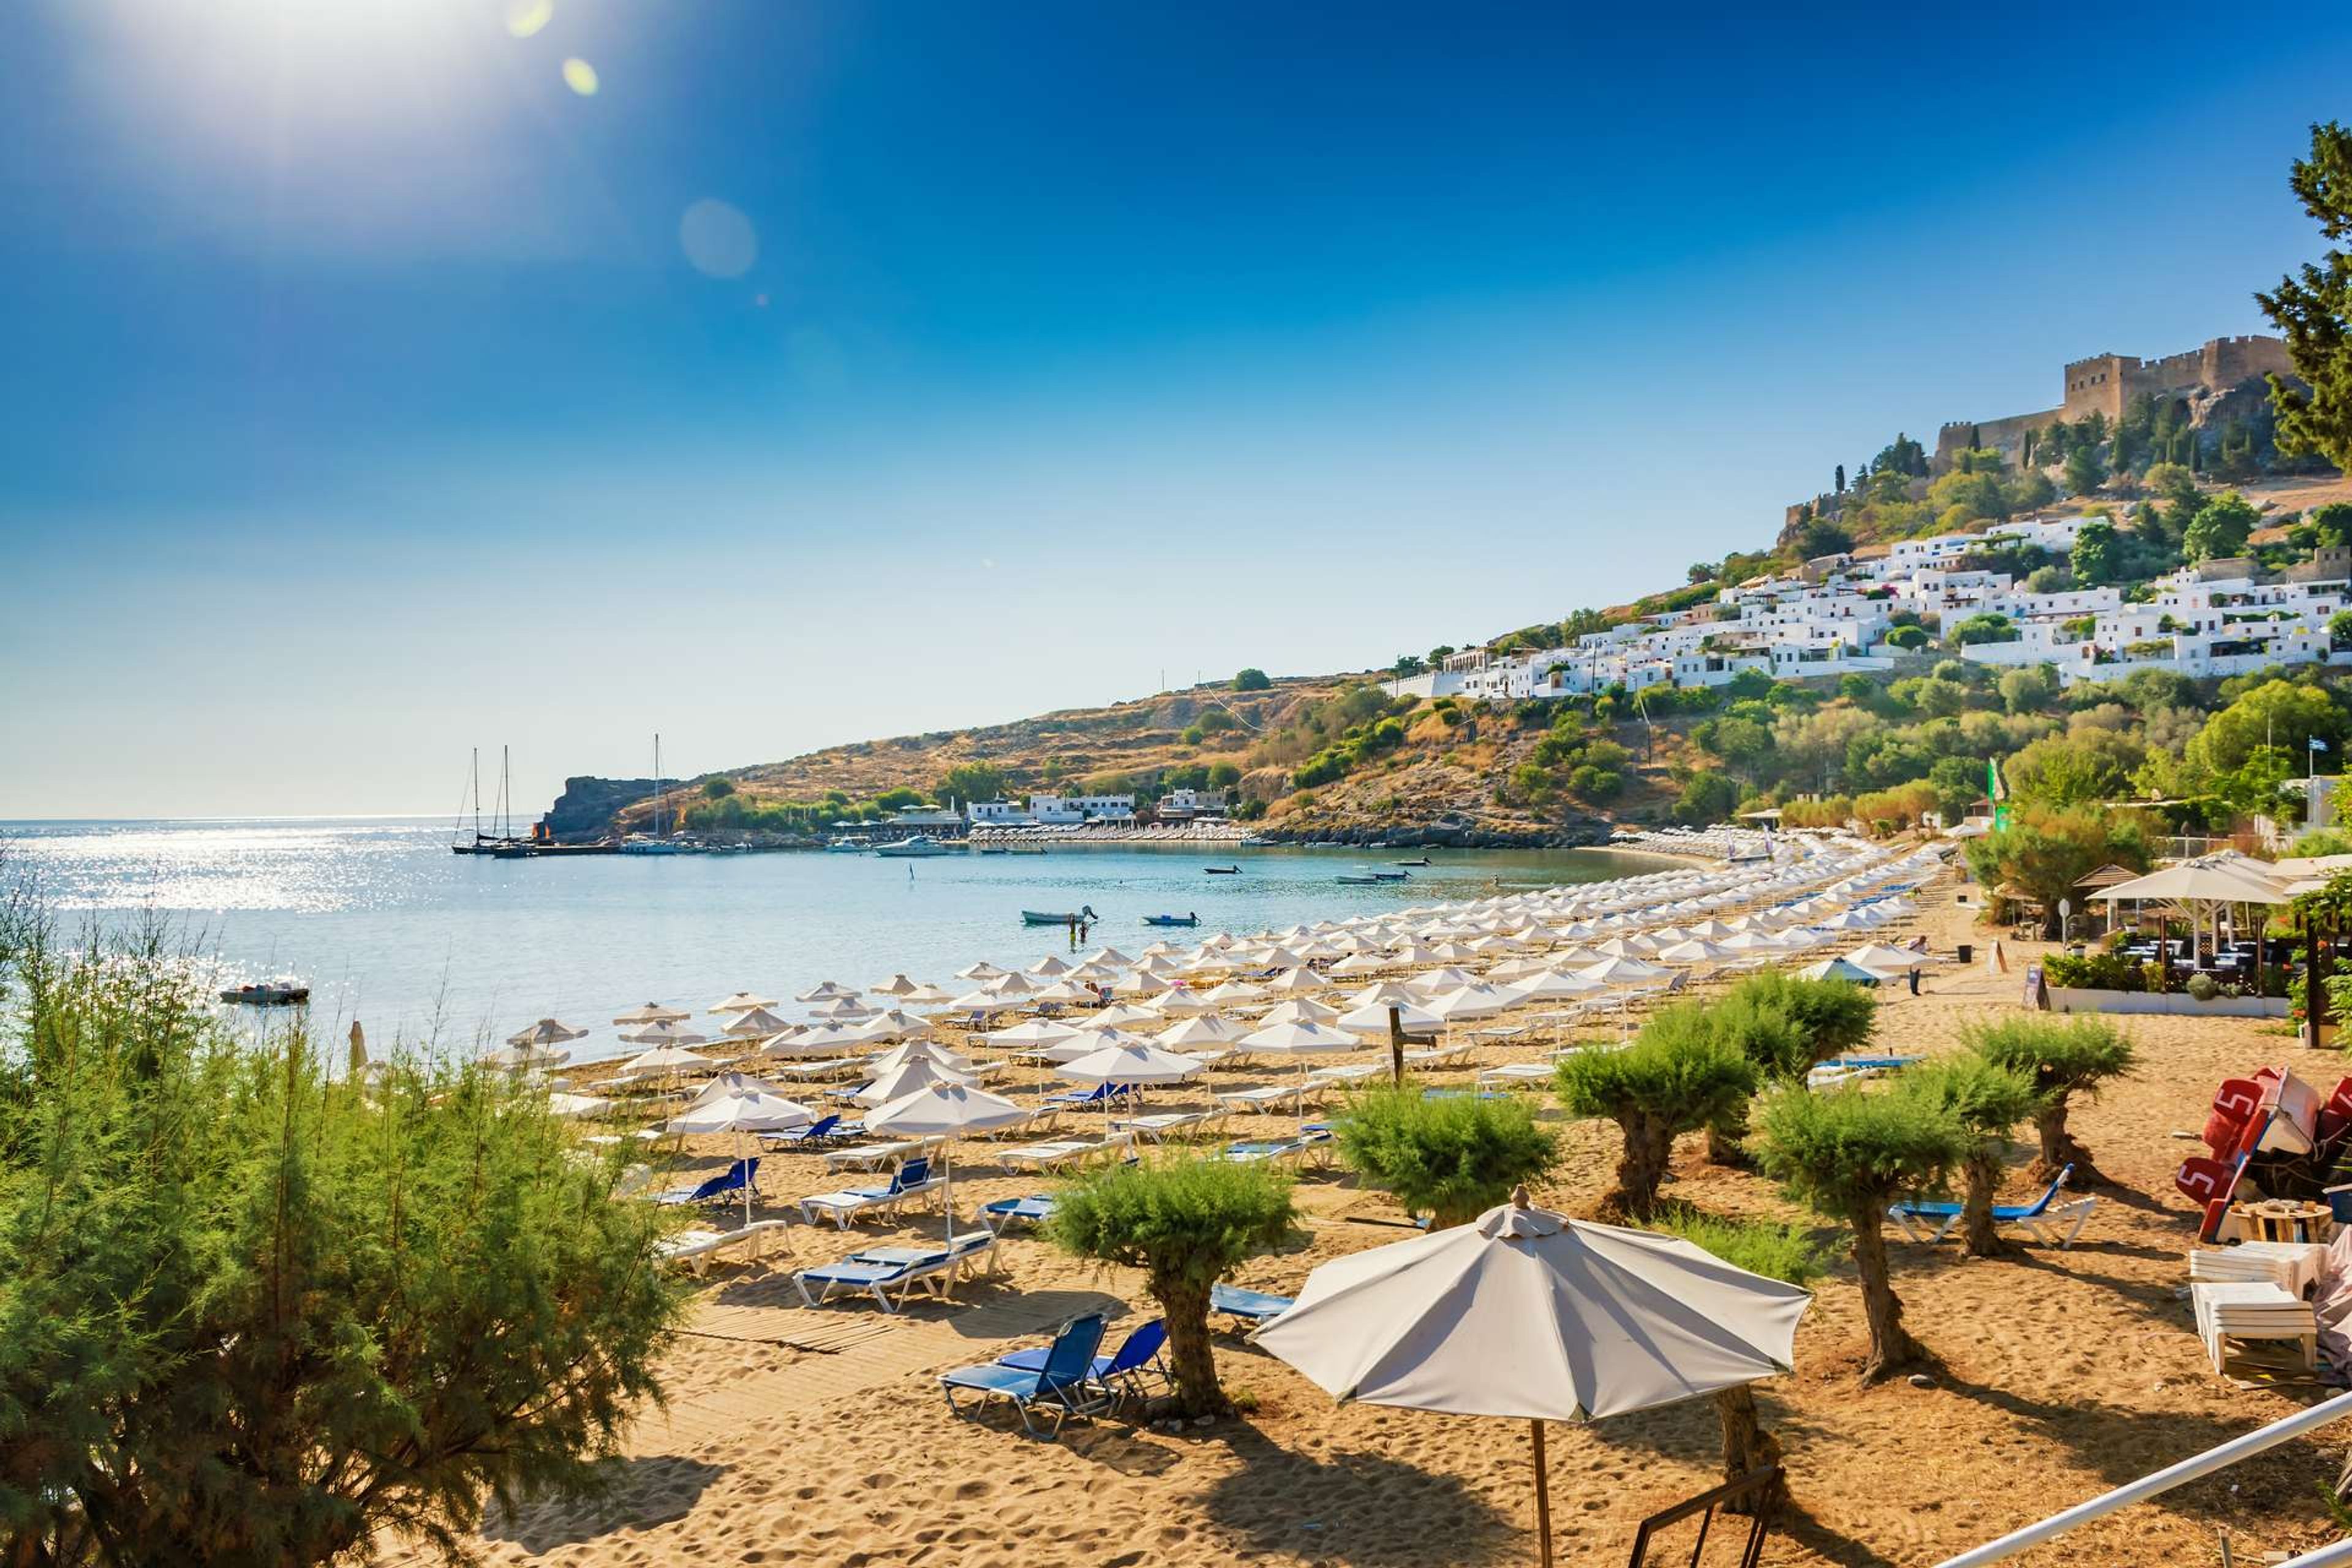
[1932, 334, 2291, 470]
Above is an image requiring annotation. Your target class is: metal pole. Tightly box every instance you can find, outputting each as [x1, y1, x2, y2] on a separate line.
[2277, 1539, 2352, 1568]
[1934, 1389, 2352, 1567]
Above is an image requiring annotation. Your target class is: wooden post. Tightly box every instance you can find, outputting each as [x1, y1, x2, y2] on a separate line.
[2310, 918, 2328, 1052]
[1531, 1418, 1554, 1568]
[1388, 1005, 1406, 1086]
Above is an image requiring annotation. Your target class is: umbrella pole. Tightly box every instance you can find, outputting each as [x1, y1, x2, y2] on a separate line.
[1530, 1418, 1554, 1568]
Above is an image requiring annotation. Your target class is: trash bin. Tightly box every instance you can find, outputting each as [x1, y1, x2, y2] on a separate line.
[2326, 1185, 2352, 1226]
[1955, 943, 1974, 965]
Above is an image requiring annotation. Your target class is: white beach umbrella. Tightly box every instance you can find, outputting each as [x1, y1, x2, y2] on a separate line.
[1845, 943, 1929, 974]
[1654, 940, 1730, 965]
[982, 971, 1037, 998]
[1237, 1017, 1366, 1122]
[1257, 996, 1341, 1027]
[1026, 953, 1074, 977]
[869, 973, 926, 998]
[1058, 1039, 1206, 1085]
[1154, 1013, 1246, 1050]
[612, 1002, 690, 1027]
[1254, 1192, 1811, 1567]
[1422, 984, 1512, 1022]
[1406, 967, 1483, 997]
[1112, 969, 1174, 998]
[720, 1006, 795, 1039]
[987, 1017, 1080, 1049]
[483, 1042, 570, 1072]
[1201, 979, 1269, 1006]
[1264, 966, 1332, 993]
[843, 1008, 932, 1045]
[1335, 1000, 1442, 1038]
[1154, 987, 1216, 1017]
[867, 1038, 973, 1076]
[1330, 951, 1394, 977]
[1347, 980, 1423, 1011]
[1795, 957, 1883, 984]
[619, 1018, 710, 1049]
[805, 995, 876, 1020]
[955, 960, 1007, 981]
[761, 1022, 860, 1057]
[618, 1041, 714, 1078]
[854, 1057, 978, 1106]
[1028, 978, 1098, 1006]
[707, 990, 780, 1016]
[665, 1072, 815, 1224]
[894, 981, 958, 1007]
[795, 981, 862, 1003]
[1078, 1003, 1163, 1029]
[507, 1017, 590, 1049]
[1504, 969, 1607, 1002]
[865, 1079, 1031, 1239]
[546, 1091, 612, 1119]
[1578, 957, 1666, 986]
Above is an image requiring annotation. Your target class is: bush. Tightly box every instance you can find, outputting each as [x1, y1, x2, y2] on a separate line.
[1234, 668, 1273, 692]
[1757, 1086, 1968, 1379]
[1722, 972, 1878, 1069]
[701, 777, 736, 799]
[2040, 951, 2147, 992]
[1962, 1014, 2136, 1186]
[1556, 1016, 1757, 1218]
[1899, 1057, 2041, 1256]
[1333, 1088, 1559, 1228]
[0, 910, 688, 1564]
[1049, 1157, 1298, 1416]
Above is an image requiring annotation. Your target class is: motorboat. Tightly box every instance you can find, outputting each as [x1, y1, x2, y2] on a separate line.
[1142, 913, 1200, 927]
[877, 835, 958, 858]
[221, 977, 310, 1006]
[1023, 904, 1099, 926]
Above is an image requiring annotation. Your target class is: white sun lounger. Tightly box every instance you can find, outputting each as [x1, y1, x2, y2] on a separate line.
[1115, 1108, 1232, 1144]
[763, 1057, 866, 1082]
[1403, 1043, 1474, 1070]
[658, 1219, 794, 1277]
[997, 1133, 1135, 1172]
[821, 1137, 944, 1174]
[797, 1159, 946, 1229]
[1476, 1062, 1558, 1090]
[1306, 1062, 1386, 1090]
[968, 1105, 1062, 1140]
[793, 1231, 999, 1312]
[2192, 1280, 2317, 1373]
[1216, 1083, 1311, 1112]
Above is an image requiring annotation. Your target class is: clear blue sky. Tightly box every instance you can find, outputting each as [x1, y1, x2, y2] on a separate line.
[5, 1, 2348, 818]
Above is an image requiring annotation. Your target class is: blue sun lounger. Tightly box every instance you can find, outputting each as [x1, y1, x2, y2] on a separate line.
[762, 1114, 844, 1148]
[653, 1156, 760, 1208]
[997, 1318, 1169, 1404]
[1890, 1163, 2092, 1248]
[1210, 1283, 1295, 1332]
[796, 1156, 944, 1229]
[940, 1313, 1110, 1439]
[980, 1195, 1058, 1230]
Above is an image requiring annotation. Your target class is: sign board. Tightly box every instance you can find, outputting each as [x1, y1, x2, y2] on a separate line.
[2023, 961, 2047, 1011]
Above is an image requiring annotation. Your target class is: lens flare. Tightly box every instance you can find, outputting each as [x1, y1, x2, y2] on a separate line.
[562, 58, 598, 96]
[679, 199, 758, 279]
[505, 0, 553, 39]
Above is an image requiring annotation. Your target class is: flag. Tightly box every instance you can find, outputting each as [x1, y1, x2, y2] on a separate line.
[2312, 737, 2331, 753]
[1988, 758, 2007, 801]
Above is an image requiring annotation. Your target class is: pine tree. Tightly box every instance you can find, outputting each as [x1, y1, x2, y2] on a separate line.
[2257, 121, 2352, 471]
[1834, 463, 1847, 494]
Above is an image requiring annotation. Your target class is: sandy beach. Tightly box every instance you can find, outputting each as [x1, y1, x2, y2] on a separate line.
[399, 863, 2349, 1568]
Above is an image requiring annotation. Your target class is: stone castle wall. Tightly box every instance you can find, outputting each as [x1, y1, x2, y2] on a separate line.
[1931, 334, 2290, 471]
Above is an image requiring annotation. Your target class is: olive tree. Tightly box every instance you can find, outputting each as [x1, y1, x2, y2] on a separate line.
[1964, 1015, 2136, 1186]
[1555, 1011, 1757, 1219]
[1648, 1211, 1826, 1514]
[1756, 1086, 1968, 1379]
[1049, 1156, 1298, 1417]
[1902, 1057, 2043, 1256]
[1333, 1087, 1559, 1228]
[1722, 971, 1879, 1068]
[0, 909, 687, 1568]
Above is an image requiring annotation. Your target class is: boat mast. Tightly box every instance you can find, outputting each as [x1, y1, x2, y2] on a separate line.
[654, 733, 664, 839]
[472, 747, 482, 843]
[500, 745, 511, 840]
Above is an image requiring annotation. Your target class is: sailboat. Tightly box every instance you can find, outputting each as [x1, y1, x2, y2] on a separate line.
[622, 734, 699, 854]
[450, 747, 522, 855]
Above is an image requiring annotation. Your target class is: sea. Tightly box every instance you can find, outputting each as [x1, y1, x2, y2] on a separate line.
[0, 818, 1675, 1063]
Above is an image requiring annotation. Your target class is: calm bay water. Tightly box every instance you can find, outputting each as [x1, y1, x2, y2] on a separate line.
[0, 818, 1673, 1061]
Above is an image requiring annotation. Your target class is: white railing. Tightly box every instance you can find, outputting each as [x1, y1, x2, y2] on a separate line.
[1935, 1388, 2352, 1567]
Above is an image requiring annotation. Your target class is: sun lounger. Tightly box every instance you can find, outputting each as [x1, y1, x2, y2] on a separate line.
[1042, 1082, 1140, 1111]
[980, 1195, 1058, 1231]
[796, 1156, 944, 1229]
[821, 1137, 942, 1174]
[1306, 1062, 1385, 1090]
[1215, 1083, 1310, 1112]
[1210, 1283, 1295, 1332]
[2190, 1242, 2327, 1298]
[1404, 1043, 1474, 1069]
[1218, 1130, 1333, 1169]
[998, 1133, 1134, 1172]
[763, 1058, 865, 1082]
[2193, 1281, 2318, 1373]
[940, 1313, 1112, 1439]
[1476, 1062, 1558, 1090]
[1889, 1164, 2094, 1248]
[761, 1113, 845, 1148]
[794, 1231, 997, 1312]
[968, 1104, 1061, 1140]
[659, 1218, 793, 1276]
[997, 1318, 1169, 1404]
[652, 1156, 760, 1208]
[1116, 1108, 1232, 1144]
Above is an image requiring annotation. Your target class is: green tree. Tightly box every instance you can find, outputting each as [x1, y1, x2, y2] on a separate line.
[1333, 1088, 1559, 1228]
[1964, 1016, 2137, 1187]
[937, 761, 1007, 805]
[1646, 1210, 1825, 1510]
[0, 913, 687, 1566]
[1964, 805, 2151, 938]
[1901, 1057, 2042, 1256]
[1883, 624, 1930, 651]
[1722, 971, 1879, 1068]
[1690, 992, 1807, 1164]
[1997, 663, 2061, 716]
[2332, 610, 2352, 651]
[2312, 502, 2352, 548]
[2185, 677, 2350, 778]
[2143, 461, 2201, 516]
[1048, 1157, 1298, 1417]
[701, 777, 736, 799]
[2003, 729, 2142, 807]
[1673, 769, 1741, 827]
[1756, 1087, 1968, 1379]
[1792, 517, 1854, 560]
[1555, 1016, 1757, 1219]
[2181, 491, 2260, 562]
[2069, 519, 2118, 586]
[2257, 121, 2352, 470]
[2062, 443, 2106, 496]
[1233, 668, 1273, 692]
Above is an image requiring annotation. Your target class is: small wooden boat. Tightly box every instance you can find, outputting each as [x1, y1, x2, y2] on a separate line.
[220, 978, 310, 1006]
[1142, 913, 1200, 927]
[1336, 875, 1380, 886]
[1394, 857, 1431, 867]
[1205, 865, 1240, 875]
[1022, 904, 1099, 926]
[1368, 870, 1411, 882]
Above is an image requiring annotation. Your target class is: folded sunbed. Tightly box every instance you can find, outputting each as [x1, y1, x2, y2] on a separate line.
[997, 1318, 1169, 1403]
[998, 1134, 1134, 1172]
[1210, 1283, 1294, 1331]
[652, 1156, 760, 1208]
[1117, 1109, 1231, 1143]
[659, 1218, 793, 1276]
[980, 1194, 1058, 1230]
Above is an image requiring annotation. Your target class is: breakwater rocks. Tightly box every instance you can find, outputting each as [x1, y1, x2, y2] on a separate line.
[541, 776, 659, 839]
